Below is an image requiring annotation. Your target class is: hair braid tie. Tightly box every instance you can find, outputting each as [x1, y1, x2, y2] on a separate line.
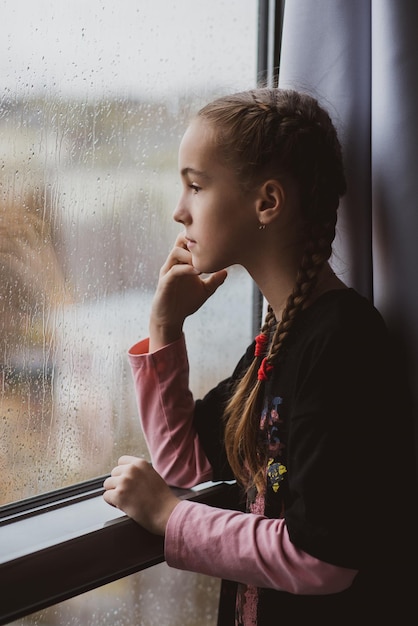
[254, 333, 268, 357]
[257, 357, 274, 381]
[254, 333, 274, 381]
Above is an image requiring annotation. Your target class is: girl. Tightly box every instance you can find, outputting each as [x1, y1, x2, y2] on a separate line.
[103, 89, 417, 625]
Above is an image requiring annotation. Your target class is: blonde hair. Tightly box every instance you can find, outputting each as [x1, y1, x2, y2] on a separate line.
[197, 88, 347, 493]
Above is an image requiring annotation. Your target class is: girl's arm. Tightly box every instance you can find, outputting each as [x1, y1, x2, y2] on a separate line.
[165, 499, 358, 595]
[127, 232, 228, 486]
[165, 494, 357, 595]
[128, 334, 213, 488]
[106, 330, 359, 595]
[103, 461, 358, 595]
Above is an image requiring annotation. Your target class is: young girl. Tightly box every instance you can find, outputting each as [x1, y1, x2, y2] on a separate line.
[103, 88, 417, 625]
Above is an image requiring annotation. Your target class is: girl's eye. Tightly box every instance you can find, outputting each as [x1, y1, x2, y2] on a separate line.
[189, 183, 201, 194]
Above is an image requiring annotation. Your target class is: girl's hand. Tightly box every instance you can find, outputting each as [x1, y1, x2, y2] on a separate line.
[103, 456, 180, 536]
[149, 232, 228, 349]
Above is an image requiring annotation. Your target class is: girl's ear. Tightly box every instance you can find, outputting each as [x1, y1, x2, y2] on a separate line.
[255, 179, 285, 226]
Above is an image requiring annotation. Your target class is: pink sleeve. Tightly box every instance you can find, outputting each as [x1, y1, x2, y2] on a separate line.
[165, 500, 358, 595]
[128, 335, 213, 488]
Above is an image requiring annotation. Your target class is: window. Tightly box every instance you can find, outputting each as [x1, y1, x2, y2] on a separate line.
[0, 1, 261, 624]
[0, 0, 257, 506]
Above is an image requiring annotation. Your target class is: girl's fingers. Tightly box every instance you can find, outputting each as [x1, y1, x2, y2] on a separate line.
[102, 475, 117, 490]
[161, 246, 193, 274]
[201, 269, 228, 294]
[173, 231, 188, 249]
[102, 485, 119, 509]
[104, 456, 144, 487]
[159, 231, 193, 273]
[117, 455, 143, 465]
[102, 457, 179, 534]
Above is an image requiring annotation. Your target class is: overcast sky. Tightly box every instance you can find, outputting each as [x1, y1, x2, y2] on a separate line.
[0, 0, 258, 99]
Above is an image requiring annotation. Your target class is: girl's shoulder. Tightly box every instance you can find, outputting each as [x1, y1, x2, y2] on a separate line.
[300, 287, 387, 337]
[285, 287, 390, 369]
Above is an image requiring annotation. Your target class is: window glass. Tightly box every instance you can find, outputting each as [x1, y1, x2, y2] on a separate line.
[0, 0, 257, 506]
[11, 564, 221, 626]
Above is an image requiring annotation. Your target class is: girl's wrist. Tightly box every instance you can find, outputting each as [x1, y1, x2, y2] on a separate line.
[159, 496, 181, 536]
[149, 320, 183, 351]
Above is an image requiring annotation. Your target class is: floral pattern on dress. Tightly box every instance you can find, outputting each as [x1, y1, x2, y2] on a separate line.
[259, 395, 287, 493]
[235, 395, 288, 625]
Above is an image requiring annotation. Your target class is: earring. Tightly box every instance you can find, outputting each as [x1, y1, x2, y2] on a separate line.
[258, 223, 266, 230]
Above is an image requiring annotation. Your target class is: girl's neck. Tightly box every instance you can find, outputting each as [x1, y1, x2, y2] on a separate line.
[257, 262, 347, 324]
[311, 262, 347, 301]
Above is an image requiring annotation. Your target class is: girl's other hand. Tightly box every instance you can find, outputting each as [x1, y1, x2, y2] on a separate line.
[149, 232, 228, 350]
[103, 456, 180, 536]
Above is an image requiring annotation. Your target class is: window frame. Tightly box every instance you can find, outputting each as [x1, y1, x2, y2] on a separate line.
[0, 478, 238, 624]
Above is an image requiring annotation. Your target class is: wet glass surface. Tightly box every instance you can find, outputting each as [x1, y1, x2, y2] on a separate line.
[1, 1, 257, 622]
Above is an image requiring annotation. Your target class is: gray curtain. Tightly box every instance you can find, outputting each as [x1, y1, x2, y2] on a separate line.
[277, 0, 418, 476]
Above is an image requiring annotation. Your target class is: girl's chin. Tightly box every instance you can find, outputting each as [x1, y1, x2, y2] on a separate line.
[195, 265, 221, 275]
[191, 259, 212, 275]
[192, 253, 228, 275]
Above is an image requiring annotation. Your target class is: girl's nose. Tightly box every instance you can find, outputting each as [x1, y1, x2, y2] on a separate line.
[173, 195, 189, 225]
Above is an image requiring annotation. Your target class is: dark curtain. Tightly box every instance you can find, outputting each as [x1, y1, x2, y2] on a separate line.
[277, 0, 418, 478]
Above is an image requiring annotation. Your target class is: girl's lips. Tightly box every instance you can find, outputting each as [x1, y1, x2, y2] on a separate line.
[186, 238, 196, 249]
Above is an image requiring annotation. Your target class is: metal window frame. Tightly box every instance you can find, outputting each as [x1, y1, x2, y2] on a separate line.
[0, 478, 238, 624]
[252, 0, 285, 336]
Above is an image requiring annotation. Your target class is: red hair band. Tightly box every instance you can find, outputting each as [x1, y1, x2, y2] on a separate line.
[257, 357, 274, 381]
[254, 333, 268, 357]
[255, 333, 274, 381]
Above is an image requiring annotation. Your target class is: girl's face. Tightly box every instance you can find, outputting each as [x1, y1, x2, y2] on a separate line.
[173, 118, 260, 274]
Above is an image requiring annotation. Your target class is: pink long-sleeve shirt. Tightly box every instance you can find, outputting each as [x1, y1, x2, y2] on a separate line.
[128, 335, 358, 595]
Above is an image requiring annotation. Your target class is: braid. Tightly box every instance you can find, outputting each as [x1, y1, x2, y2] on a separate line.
[269, 216, 337, 363]
[200, 88, 346, 493]
[224, 217, 337, 493]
